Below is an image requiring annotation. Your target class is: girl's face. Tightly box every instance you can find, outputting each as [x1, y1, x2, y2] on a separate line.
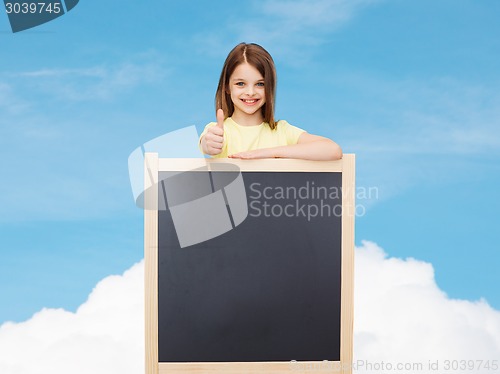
[229, 63, 266, 120]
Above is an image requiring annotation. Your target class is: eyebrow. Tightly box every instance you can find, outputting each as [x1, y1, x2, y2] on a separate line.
[231, 78, 265, 82]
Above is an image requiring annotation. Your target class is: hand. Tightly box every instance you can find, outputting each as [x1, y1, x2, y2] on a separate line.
[201, 109, 225, 155]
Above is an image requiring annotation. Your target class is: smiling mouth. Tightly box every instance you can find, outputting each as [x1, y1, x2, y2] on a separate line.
[241, 99, 259, 105]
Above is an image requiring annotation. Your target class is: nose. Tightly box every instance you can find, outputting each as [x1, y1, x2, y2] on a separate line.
[245, 86, 255, 96]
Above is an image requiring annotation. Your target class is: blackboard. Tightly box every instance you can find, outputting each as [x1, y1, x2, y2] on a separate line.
[145, 157, 354, 374]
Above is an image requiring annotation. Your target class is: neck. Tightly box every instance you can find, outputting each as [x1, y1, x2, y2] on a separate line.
[231, 110, 264, 127]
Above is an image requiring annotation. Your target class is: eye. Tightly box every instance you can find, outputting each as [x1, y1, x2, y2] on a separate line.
[235, 82, 245, 86]
[257, 82, 265, 87]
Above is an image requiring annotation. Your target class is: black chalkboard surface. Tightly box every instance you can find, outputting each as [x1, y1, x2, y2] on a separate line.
[157, 171, 342, 362]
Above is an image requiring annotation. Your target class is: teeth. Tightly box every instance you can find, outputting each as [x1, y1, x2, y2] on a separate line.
[243, 99, 257, 103]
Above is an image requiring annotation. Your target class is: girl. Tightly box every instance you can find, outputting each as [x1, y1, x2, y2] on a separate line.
[199, 43, 342, 161]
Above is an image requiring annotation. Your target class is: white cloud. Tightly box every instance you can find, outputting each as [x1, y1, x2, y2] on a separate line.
[2, 51, 168, 102]
[260, 0, 377, 28]
[0, 262, 144, 374]
[354, 241, 500, 373]
[193, 0, 382, 64]
[338, 75, 500, 155]
[18, 67, 107, 78]
[320, 74, 500, 206]
[0, 52, 171, 222]
[13, 61, 166, 101]
[1, 243, 499, 374]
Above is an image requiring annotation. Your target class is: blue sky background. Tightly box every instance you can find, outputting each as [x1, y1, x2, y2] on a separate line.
[0, 0, 499, 323]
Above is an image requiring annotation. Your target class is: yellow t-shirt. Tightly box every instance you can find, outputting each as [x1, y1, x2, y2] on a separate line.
[199, 117, 306, 158]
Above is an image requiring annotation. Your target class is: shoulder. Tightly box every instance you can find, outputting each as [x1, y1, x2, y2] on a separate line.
[274, 119, 306, 145]
[271, 119, 291, 131]
[276, 119, 291, 127]
[275, 119, 306, 133]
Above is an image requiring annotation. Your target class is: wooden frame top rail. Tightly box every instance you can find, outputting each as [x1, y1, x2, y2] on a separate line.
[157, 156, 354, 173]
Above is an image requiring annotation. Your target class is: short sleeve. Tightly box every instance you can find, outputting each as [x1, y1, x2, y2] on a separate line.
[278, 120, 306, 145]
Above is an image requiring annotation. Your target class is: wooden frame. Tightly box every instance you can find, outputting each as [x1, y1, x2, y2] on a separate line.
[145, 155, 355, 374]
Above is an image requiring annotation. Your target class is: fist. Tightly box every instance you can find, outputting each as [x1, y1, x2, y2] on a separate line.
[202, 109, 225, 155]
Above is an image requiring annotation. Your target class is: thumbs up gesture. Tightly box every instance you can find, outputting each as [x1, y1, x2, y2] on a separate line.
[201, 109, 225, 155]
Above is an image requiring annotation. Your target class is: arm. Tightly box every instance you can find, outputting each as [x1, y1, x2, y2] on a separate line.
[229, 132, 343, 161]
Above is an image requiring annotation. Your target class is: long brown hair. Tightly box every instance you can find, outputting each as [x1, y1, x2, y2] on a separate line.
[215, 43, 278, 129]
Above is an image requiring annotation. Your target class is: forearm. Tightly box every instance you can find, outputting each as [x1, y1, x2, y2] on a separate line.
[270, 140, 343, 161]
